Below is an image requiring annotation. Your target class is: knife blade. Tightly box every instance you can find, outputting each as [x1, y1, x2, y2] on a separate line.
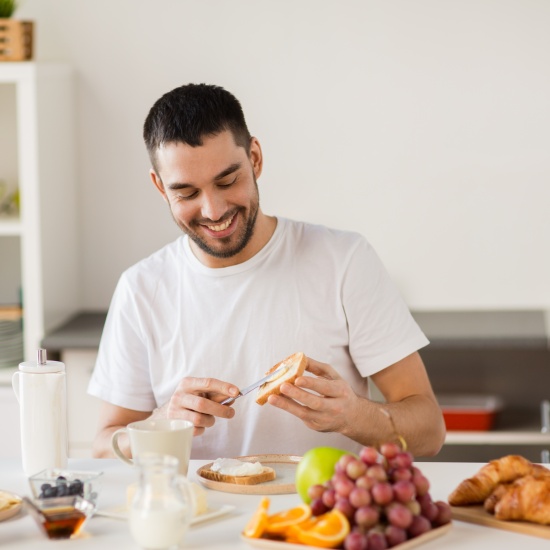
[220, 364, 289, 405]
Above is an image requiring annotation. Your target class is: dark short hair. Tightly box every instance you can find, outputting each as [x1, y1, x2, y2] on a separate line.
[143, 83, 252, 171]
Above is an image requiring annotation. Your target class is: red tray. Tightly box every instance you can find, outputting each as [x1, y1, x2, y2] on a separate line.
[438, 394, 503, 431]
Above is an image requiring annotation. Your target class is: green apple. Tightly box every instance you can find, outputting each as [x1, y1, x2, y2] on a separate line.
[295, 446, 351, 504]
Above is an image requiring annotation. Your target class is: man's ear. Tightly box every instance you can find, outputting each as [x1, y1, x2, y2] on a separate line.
[249, 137, 263, 179]
[150, 169, 168, 202]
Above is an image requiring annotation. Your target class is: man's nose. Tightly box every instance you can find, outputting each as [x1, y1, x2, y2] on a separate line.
[200, 191, 227, 222]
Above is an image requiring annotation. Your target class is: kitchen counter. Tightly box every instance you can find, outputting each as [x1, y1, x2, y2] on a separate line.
[0, 458, 549, 549]
[40, 309, 550, 351]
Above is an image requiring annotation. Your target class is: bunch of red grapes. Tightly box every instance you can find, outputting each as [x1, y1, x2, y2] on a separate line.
[307, 443, 452, 550]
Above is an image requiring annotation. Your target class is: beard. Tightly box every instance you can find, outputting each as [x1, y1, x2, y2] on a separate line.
[171, 176, 260, 260]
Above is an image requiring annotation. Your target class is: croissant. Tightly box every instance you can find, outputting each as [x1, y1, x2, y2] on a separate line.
[483, 483, 510, 514]
[494, 474, 550, 525]
[448, 455, 540, 506]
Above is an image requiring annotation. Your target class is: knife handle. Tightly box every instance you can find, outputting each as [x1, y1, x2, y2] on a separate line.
[220, 394, 241, 406]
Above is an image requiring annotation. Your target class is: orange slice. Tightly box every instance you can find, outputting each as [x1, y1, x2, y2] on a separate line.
[292, 509, 350, 548]
[264, 503, 312, 535]
[243, 496, 270, 538]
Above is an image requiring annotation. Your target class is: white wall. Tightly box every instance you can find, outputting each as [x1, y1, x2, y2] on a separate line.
[17, 0, 550, 311]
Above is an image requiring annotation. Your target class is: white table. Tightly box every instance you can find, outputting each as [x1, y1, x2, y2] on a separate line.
[0, 458, 549, 549]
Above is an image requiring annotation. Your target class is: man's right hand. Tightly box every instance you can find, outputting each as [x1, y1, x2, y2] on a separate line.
[152, 377, 240, 435]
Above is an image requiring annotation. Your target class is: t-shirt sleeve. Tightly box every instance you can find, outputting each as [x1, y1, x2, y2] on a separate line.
[87, 272, 157, 411]
[342, 237, 429, 376]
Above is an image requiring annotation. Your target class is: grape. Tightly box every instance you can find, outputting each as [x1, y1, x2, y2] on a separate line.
[355, 474, 375, 491]
[432, 501, 452, 526]
[366, 464, 388, 482]
[354, 505, 380, 529]
[385, 502, 413, 529]
[332, 471, 352, 485]
[310, 497, 329, 516]
[317, 443, 442, 546]
[385, 525, 407, 547]
[334, 497, 355, 521]
[389, 451, 414, 470]
[334, 476, 355, 498]
[367, 531, 388, 550]
[390, 467, 412, 482]
[412, 472, 430, 496]
[419, 497, 438, 522]
[406, 500, 421, 516]
[322, 488, 336, 509]
[307, 484, 326, 501]
[346, 458, 367, 480]
[344, 532, 368, 550]
[408, 515, 431, 538]
[359, 446, 379, 465]
[371, 481, 393, 506]
[336, 454, 357, 474]
[380, 442, 400, 460]
[349, 487, 371, 508]
[393, 480, 416, 503]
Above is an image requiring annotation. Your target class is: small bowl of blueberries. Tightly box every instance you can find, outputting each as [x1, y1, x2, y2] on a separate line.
[28, 469, 103, 505]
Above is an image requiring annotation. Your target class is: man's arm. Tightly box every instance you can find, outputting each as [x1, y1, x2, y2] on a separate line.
[91, 376, 241, 458]
[268, 352, 446, 457]
[92, 402, 149, 458]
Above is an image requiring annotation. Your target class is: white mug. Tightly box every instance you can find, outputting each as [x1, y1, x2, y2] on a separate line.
[111, 419, 194, 475]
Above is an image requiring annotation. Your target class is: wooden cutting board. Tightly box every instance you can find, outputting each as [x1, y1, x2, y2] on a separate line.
[451, 506, 550, 539]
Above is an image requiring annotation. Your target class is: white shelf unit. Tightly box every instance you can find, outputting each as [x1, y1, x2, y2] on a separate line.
[0, 62, 79, 363]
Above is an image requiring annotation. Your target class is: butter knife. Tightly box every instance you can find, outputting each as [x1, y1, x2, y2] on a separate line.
[220, 364, 289, 405]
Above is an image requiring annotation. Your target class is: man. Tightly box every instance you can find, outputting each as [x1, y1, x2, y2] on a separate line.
[89, 83, 445, 460]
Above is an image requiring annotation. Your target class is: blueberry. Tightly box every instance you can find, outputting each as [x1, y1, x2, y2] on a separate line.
[56, 476, 67, 485]
[40, 483, 52, 491]
[43, 486, 58, 498]
[57, 484, 69, 496]
[70, 480, 84, 496]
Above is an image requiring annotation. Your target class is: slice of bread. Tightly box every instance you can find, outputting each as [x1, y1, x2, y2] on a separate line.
[199, 466, 276, 485]
[256, 352, 308, 406]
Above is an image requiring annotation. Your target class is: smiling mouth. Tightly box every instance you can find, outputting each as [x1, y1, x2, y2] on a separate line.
[203, 214, 235, 233]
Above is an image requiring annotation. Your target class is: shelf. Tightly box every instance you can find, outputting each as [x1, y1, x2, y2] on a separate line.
[0, 216, 22, 236]
[445, 431, 550, 445]
[0, 62, 79, 361]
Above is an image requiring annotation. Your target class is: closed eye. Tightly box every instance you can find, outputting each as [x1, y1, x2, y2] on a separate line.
[218, 176, 238, 188]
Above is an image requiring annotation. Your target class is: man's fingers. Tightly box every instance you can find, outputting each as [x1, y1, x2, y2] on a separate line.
[305, 357, 342, 380]
[179, 377, 240, 400]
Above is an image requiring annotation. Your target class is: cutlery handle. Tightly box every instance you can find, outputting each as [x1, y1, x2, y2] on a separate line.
[220, 394, 240, 406]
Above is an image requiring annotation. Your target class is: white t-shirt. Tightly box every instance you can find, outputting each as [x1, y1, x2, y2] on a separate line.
[88, 217, 428, 458]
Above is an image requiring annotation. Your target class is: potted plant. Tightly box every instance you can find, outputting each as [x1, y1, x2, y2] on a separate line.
[0, 0, 34, 61]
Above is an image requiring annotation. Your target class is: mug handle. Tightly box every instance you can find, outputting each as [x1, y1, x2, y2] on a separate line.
[111, 428, 134, 466]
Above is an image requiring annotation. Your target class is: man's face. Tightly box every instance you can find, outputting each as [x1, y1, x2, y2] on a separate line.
[151, 130, 263, 267]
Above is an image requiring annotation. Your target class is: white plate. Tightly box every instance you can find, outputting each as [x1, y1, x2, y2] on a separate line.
[96, 503, 235, 526]
[0, 490, 23, 522]
[196, 454, 301, 495]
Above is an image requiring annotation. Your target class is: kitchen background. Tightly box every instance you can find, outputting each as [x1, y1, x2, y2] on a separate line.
[1, 0, 549, 461]
[5, 0, 550, 312]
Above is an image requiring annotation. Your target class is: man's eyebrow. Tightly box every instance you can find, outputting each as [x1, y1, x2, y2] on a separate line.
[165, 162, 242, 191]
[214, 163, 241, 181]
[166, 182, 193, 191]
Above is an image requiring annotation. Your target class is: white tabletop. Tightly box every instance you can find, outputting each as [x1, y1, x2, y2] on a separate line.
[0, 458, 549, 549]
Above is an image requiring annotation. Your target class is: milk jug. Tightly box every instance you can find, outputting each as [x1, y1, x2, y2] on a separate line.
[129, 453, 195, 550]
[12, 348, 68, 476]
